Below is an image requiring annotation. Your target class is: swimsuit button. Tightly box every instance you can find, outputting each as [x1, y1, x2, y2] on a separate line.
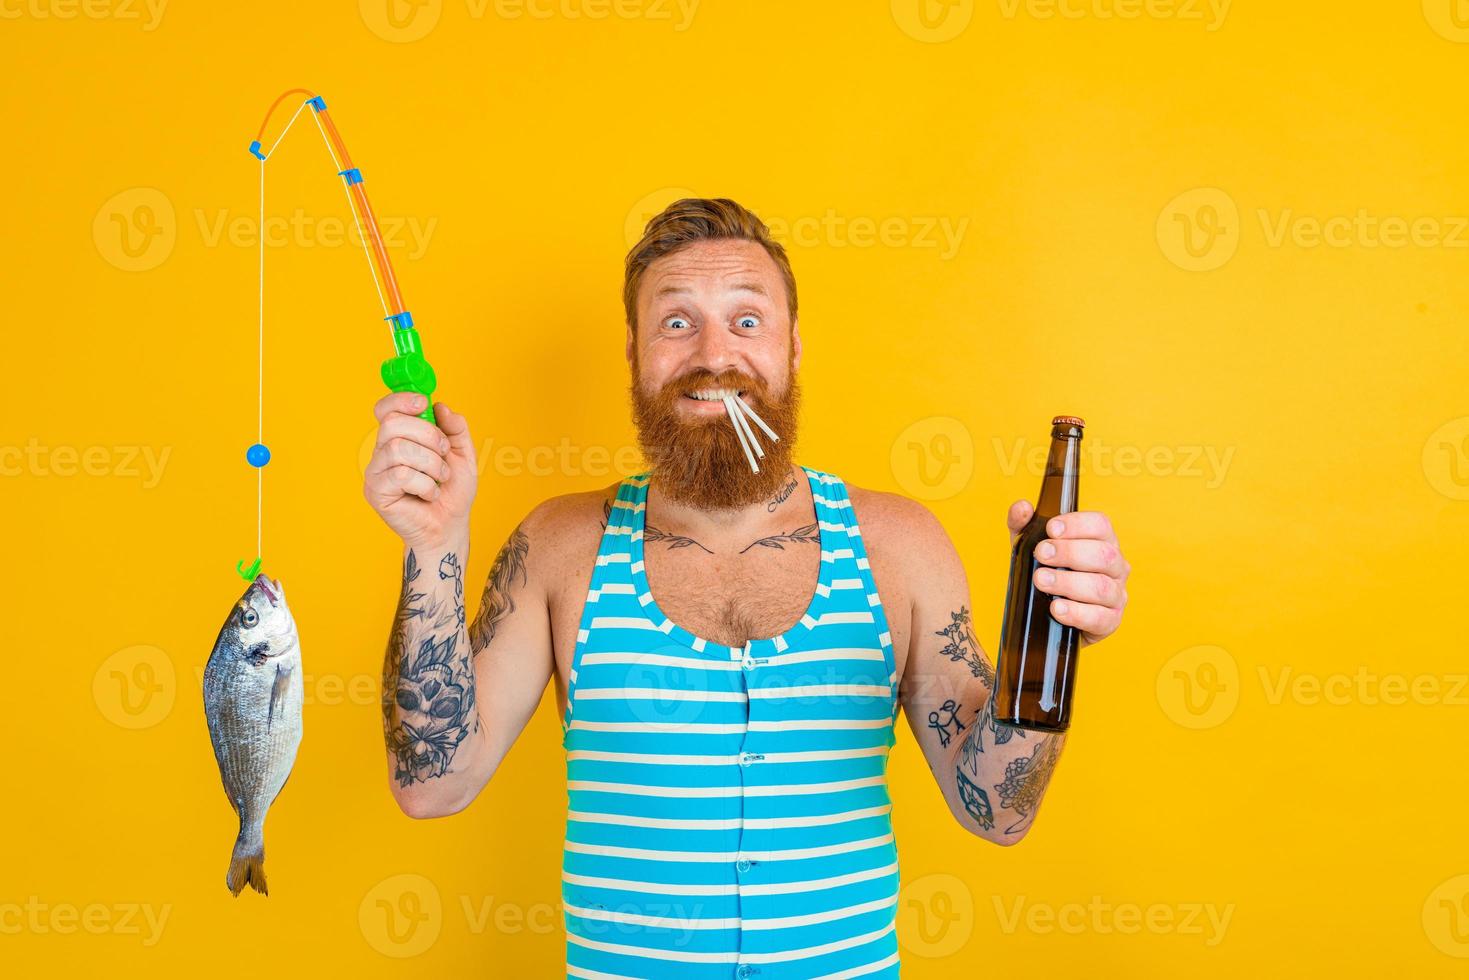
[737, 966, 754, 978]
[741, 657, 755, 671]
[738, 752, 752, 767]
[736, 859, 751, 872]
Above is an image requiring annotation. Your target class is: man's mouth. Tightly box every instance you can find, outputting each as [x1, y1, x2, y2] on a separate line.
[684, 387, 746, 402]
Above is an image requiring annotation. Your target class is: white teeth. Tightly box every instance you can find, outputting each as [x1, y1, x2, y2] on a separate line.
[689, 387, 739, 401]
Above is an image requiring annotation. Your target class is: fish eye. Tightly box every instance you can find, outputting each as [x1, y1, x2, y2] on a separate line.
[242, 608, 258, 628]
[736, 314, 760, 329]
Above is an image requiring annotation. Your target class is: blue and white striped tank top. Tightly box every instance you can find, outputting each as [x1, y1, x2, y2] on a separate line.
[559, 465, 902, 979]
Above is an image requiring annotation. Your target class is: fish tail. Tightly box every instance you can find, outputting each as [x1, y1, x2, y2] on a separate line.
[226, 826, 268, 897]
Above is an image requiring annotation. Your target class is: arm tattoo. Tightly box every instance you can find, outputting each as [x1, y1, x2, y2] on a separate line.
[738, 523, 820, 554]
[994, 735, 1063, 834]
[468, 526, 529, 652]
[935, 606, 996, 686]
[955, 770, 995, 830]
[931, 605, 1062, 835]
[383, 547, 478, 787]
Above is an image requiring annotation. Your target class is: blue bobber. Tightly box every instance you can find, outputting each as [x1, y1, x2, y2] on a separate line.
[246, 443, 271, 467]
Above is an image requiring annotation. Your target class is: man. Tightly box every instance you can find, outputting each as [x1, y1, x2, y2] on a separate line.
[364, 198, 1130, 978]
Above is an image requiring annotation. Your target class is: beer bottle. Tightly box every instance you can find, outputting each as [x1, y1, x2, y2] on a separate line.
[993, 416, 1085, 732]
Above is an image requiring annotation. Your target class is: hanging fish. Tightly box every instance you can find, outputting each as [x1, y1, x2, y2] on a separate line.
[203, 573, 303, 896]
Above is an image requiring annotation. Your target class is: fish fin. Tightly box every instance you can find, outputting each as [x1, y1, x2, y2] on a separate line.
[268, 661, 293, 731]
[226, 840, 268, 897]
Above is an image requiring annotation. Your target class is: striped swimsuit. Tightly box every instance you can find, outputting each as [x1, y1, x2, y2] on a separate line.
[560, 465, 902, 979]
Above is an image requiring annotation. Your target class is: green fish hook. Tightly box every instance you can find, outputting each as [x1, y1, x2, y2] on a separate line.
[236, 557, 263, 581]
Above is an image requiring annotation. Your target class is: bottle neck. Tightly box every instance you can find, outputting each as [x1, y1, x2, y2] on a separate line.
[1035, 424, 1082, 517]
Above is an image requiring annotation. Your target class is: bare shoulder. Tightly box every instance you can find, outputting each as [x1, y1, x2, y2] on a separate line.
[509, 481, 623, 580]
[846, 482, 955, 556]
[845, 481, 964, 589]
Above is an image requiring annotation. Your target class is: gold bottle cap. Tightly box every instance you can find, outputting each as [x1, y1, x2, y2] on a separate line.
[1052, 415, 1086, 427]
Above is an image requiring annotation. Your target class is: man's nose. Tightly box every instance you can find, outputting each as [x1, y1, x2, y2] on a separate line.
[688, 322, 740, 376]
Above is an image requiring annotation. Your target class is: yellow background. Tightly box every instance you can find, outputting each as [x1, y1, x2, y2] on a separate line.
[4, 0, 1467, 975]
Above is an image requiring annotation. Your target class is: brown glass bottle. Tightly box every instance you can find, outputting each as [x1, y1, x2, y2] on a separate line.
[993, 416, 1084, 733]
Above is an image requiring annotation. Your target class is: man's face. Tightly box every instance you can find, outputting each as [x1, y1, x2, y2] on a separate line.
[627, 239, 802, 510]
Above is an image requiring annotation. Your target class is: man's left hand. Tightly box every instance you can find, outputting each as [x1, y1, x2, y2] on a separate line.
[1007, 502, 1130, 646]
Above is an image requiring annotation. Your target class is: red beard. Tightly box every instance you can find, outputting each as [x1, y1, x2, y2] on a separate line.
[630, 359, 801, 511]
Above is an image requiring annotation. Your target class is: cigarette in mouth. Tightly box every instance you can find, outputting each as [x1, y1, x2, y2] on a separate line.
[722, 393, 777, 474]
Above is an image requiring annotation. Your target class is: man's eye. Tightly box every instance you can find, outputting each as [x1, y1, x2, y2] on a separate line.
[664, 316, 691, 330]
[737, 315, 760, 329]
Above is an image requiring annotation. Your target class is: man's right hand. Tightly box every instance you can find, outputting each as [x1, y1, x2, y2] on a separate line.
[364, 393, 478, 549]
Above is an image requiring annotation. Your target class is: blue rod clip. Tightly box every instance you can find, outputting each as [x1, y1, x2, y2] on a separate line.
[307, 96, 327, 112]
[339, 167, 364, 185]
[386, 311, 415, 330]
[248, 140, 266, 161]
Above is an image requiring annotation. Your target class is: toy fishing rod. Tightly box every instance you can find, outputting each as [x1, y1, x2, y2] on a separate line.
[236, 89, 438, 582]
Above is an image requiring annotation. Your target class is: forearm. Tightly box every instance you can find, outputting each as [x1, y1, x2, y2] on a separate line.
[945, 677, 1067, 843]
[381, 532, 489, 816]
